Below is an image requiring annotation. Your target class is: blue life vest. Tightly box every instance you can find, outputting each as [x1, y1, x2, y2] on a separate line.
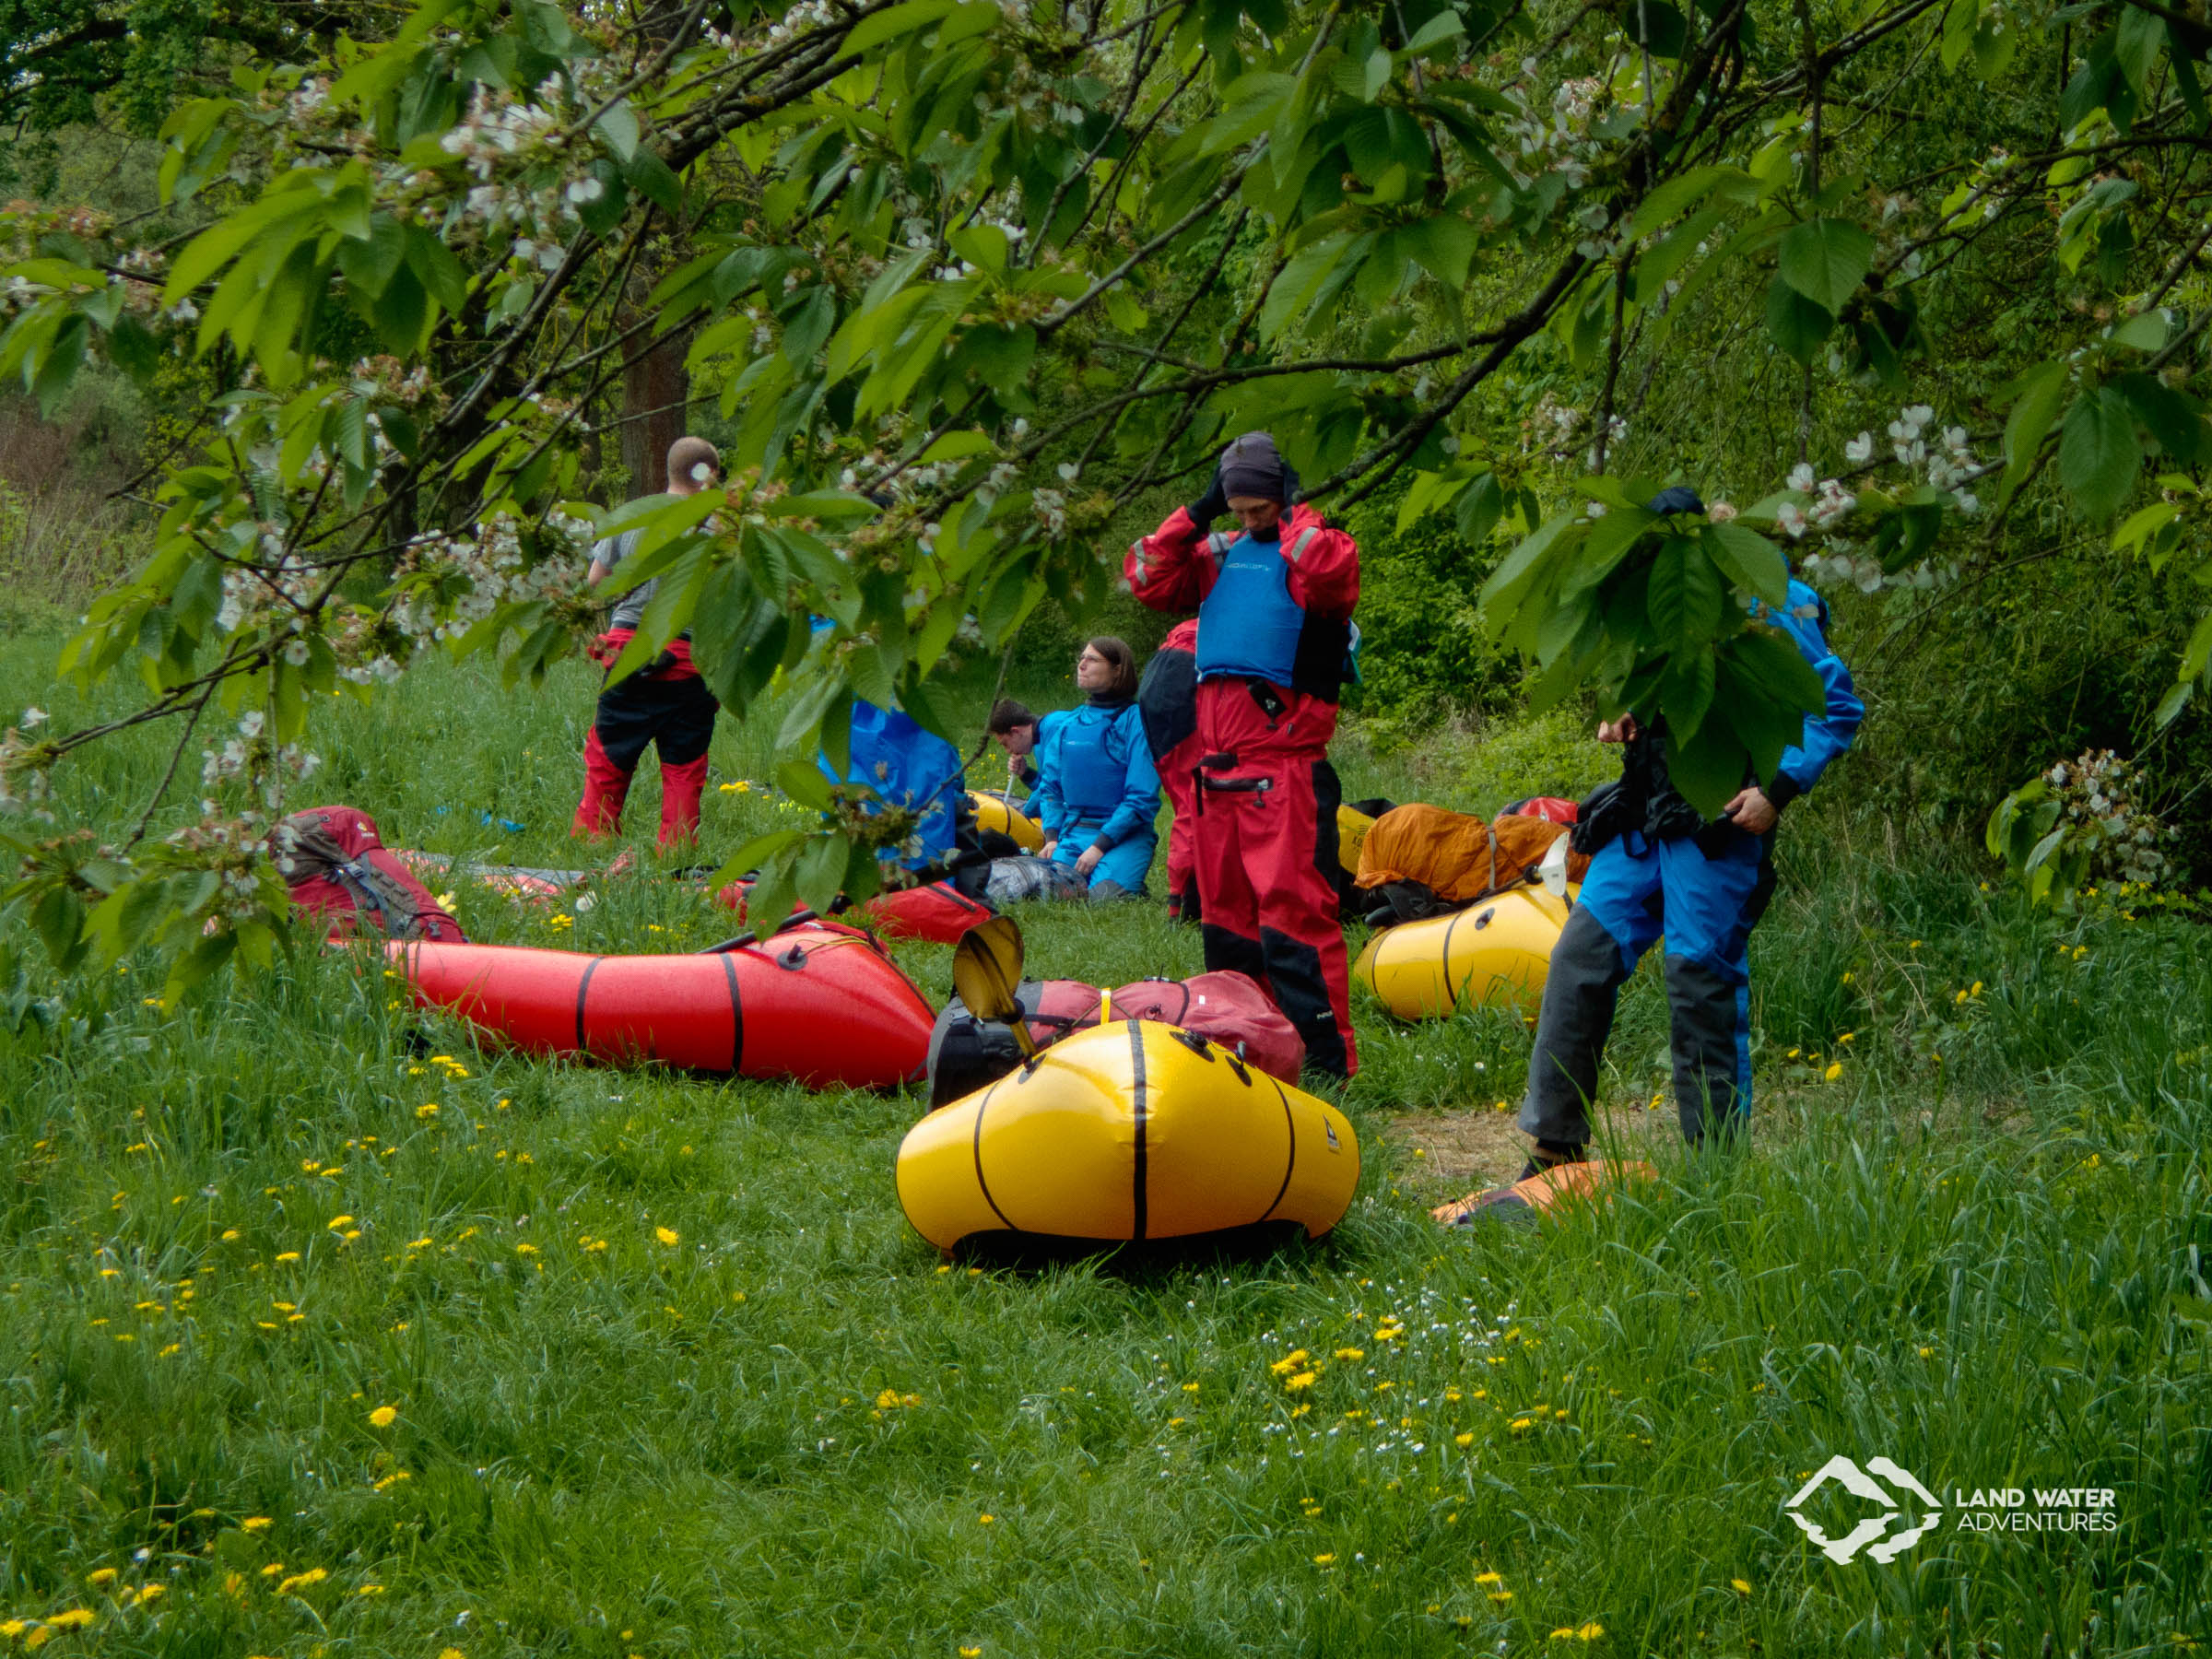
[1195, 527, 1314, 685]
[1058, 702, 1130, 818]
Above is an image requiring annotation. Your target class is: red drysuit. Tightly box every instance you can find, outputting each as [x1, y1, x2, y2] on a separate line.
[1125, 503, 1360, 1077]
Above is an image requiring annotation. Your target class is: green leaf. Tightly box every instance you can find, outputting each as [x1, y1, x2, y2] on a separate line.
[2057, 387, 2144, 521]
[1998, 360, 2070, 505]
[1701, 522, 1790, 606]
[2112, 371, 2206, 465]
[1663, 714, 1746, 820]
[1765, 275, 1833, 366]
[1648, 535, 1724, 656]
[794, 830, 852, 915]
[843, 0, 959, 53]
[707, 828, 807, 890]
[1776, 217, 1875, 313]
[594, 100, 641, 162]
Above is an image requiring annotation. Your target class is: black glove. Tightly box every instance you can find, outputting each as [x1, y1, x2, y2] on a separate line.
[1280, 456, 1303, 507]
[1187, 465, 1229, 527]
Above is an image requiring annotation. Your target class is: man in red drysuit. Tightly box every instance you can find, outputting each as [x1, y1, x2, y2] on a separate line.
[571, 436, 722, 848]
[1124, 432, 1360, 1079]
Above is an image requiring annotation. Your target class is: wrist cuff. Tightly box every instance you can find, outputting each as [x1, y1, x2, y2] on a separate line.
[1766, 773, 1804, 811]
[1090, 834, 1115, 853]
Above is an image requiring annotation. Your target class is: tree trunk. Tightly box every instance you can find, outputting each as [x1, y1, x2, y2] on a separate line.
[619, 325, 688, 500]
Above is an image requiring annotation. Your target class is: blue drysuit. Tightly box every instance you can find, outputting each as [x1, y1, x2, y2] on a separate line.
[1030, 697, 1161, 898]
[820, 699, 965, 871]
[1520, 577, 1864, 1145]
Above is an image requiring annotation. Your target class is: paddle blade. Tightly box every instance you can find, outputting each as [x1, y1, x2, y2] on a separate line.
[952, 913, 1027, 1030]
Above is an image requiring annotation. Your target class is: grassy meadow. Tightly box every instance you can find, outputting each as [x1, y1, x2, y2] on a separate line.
[0, 624, 2206, 1656]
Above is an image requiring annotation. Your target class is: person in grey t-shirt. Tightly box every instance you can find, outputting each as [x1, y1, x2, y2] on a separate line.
[571, 436, 723, 848]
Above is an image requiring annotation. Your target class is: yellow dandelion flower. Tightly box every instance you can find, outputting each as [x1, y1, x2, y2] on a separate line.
[1312, 1554, 1335, 1566]
[655, 1226, 679, 1246]
[241, 1517, 272, 1533]
[24, 1629, 52, 1650]
[326, 1215, 353, 1230]
[1, 1622, 24, 1639]
[274, 1252, 300, 1263]
[1488, 1590, 1513, 1604]
[978, 1514, 994, 1524]
[1454, 1432, 1474, 1448]
[1824, 1062, 1842, 1081]
[1475, 1571, 1502, 1586]
[959, 1649, 982, 1657]
[1284, 1371, 1317, 1392]
[439, 1650, 465, 1659]
[1510, 1417, 1534, 1432]
[515, 1243, 538, 1256]
[368, 1405, 398, 1428]
[220, 1229, 241, 1241]
[1268, 1349, 1310, 1375]
[1731, 1579, 1752, 1594]
[1334, 1347, 1364, 1361]
[1182, 1382, 1200, 1394]
[87, 1570, 117, 1588]
[1551, 1630, 1578, 1641]
[134, 1583, 165, 1605]
[358, 1584, 384, 1595]
[1577, 1624, 1604, 1641]
[46, 1610, 94, 1630]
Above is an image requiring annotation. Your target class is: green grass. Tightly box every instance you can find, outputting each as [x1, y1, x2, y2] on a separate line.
[0, 626, 2206, 1656]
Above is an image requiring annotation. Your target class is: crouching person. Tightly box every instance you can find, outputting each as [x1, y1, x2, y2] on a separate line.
[1033, 636, 1159, 900]
[1516, 488, 1864, 1175]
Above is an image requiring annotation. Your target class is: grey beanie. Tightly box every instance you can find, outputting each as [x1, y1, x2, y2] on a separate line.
[1219, 432, 1288, 503]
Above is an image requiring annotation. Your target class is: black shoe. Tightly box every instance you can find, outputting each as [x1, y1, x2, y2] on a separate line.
[1517, 1141, 1586, 1182]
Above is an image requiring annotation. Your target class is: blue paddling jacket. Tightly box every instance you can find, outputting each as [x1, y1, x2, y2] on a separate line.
[820, 699, 965, 869]
[1031, 698, 1161, 853]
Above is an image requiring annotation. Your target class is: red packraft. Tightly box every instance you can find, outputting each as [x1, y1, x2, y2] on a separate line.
[714, 875, 995, 945]
[276, 806, 466, 943]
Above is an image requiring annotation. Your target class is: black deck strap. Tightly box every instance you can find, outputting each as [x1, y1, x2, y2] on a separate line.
[1128, 1020, 1148, 1242]
[1258, 1074, 1298, 1223]
[720, 951, 744, 1073]
[971, 1082, 1015, 1230]
[574, 958, 603, 1053]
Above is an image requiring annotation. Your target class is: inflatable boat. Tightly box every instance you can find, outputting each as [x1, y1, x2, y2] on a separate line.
[712, 876, 995, 945]
[389, 923, 934, 1088]
[897, 1019, 1360, 1252]
[967, 790, 1044, 852]
[1353, 886, 1573, 1018]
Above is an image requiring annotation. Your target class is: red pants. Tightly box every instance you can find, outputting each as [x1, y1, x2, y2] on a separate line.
[1187, 677, 1356, 1078]
[1159, 731, 1201, 922]
[571, 632, 715, 849]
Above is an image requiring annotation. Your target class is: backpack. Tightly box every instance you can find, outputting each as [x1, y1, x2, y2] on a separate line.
[1355, 804, 1590, 928]
[924, 970, 1305, 1107]
[275, 806, 467, 943]
[980, 854, 1084, 906]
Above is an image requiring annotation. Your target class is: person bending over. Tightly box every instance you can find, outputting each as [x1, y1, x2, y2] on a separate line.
[1125, 432, 1360, 1079]
[571, 436, 723, 849]
[986, 698, 1054, 815]
[1515, 486, 1864, 1175]
[1137, 618, 1201, 923]
[1030, 637, 1160, 900]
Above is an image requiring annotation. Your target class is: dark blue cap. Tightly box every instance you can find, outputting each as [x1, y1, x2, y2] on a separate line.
[1645, 486, 1706, 516]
